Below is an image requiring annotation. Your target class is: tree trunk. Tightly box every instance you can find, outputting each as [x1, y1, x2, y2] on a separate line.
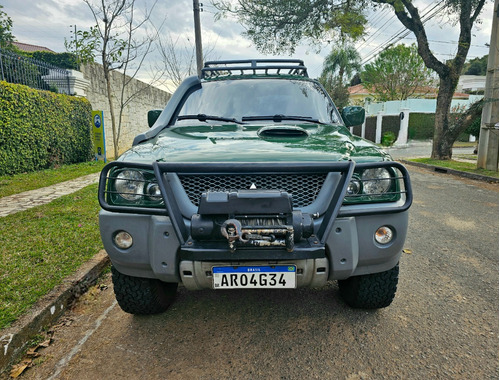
[431, 76, 456, 159]
[104, 68, 119, 160]
[431, 69, 460, 160]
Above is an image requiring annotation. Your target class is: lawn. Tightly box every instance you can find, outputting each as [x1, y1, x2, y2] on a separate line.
[410, 158, 499, 178]
[0, 160, 106, 198]
[0, 184, 103, 330]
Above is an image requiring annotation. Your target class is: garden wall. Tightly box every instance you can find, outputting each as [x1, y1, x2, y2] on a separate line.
[81, 63, 171, 158]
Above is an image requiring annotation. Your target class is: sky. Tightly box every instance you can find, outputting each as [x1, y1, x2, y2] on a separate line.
[1, 0, 495, 89]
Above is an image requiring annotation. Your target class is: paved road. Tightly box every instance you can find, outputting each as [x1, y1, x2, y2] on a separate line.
[10, 167, 499, 380]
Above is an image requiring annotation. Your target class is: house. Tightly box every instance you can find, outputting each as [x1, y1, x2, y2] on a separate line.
[348, 83, 470, 105]
[457, 75, 486, 93]
[12, 42, 55, 53]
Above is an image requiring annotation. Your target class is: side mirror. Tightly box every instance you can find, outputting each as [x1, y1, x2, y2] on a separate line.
[147, 109, 162, 128]
[341, 106, 365, 127]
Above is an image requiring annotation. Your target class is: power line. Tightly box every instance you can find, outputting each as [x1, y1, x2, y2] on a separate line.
[360, 2, 447, 65]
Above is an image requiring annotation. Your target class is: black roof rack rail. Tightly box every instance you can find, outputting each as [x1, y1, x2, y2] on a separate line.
[201, 59, 309, 79]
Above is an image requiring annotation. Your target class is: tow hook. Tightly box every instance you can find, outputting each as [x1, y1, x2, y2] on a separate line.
[221, 218, 295, 253]
[221, 219, 247, 252]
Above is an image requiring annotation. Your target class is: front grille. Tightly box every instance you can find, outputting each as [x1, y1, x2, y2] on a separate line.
[178, 173, 327, 208]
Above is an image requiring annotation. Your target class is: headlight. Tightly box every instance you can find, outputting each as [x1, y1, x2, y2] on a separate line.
[115, 170, 145, 201]
[361, 168, 391, 194]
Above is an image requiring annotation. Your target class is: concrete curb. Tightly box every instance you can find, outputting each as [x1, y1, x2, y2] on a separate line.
[0, 250, 110, 374]
[400, 160, 499, 183]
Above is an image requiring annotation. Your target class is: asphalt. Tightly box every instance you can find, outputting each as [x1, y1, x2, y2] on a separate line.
[0, 141, 498, 374]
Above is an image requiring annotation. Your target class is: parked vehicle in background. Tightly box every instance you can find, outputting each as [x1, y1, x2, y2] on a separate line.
[98, 59, 412, 314]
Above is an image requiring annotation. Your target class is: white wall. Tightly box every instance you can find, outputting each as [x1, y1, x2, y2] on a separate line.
[365, 96, 484, 116]
[81, 63, 171, 158]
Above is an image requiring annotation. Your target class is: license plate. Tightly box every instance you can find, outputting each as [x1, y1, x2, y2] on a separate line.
[212, 265, 296, 289]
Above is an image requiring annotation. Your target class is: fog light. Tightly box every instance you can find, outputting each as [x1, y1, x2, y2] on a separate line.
[114, 231, 133, 249]
[375, 226, 393, 245]
[347, 180, 361, 195]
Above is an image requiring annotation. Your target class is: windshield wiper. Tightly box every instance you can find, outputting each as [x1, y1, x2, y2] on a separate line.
[241, 115, 326, 125]
[177, 114, 244, 125]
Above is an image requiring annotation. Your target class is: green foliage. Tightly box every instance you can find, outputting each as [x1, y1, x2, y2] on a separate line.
[381, 131, 396, 146]
[463, 55, 488, 75]
[31, 51, 79, 70]
[212, 0, 367, 54]
[465, 115, 482, 138]
[319, 44, 361, 108]
[0, 5, 14, 49]
[361, 44, 434, 101]
[320, 78, 350, 108]
[64, 25, 101, 65]
[408, 113, 435, 140]
[321, 44, 361, 85]
[0, 82, 93, 175]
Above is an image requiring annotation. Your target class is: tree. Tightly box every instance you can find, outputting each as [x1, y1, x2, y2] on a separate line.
[213, 0, 488, 159]
[361, 44, 434, 101]
[212, 0, 367, 54]
[463, 54, 489, 75]
[0, 5, 14, 49]
[319, 44, 361, 108]
[154, 33, 219, 93]
[66, 0, 161, 159]
[374, 0, 487, 159]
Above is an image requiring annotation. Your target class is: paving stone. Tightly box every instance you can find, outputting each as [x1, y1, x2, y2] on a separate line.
[0, 173, 99, 218]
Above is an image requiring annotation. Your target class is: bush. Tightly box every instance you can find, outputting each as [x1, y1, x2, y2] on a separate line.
[381, 131, 396, 146]
[0, 81, 93, 175]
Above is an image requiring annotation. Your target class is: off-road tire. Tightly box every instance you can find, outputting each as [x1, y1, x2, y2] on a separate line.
[338, 264, 399, 309]
[111, 266, 178, 315]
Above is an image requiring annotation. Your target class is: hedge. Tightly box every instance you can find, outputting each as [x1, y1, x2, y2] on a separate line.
[30, 51, 79, 71]
[408, 113, 435, 140]
[0, 81, 93, 175]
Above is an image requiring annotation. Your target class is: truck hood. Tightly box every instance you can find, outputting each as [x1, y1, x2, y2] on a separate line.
[118, 123, 391, 163]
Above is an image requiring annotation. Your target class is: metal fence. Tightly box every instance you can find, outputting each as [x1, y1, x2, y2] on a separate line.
[0, 48, 71, 93]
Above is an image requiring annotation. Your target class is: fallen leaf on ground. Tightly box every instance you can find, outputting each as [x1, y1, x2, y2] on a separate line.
[10, 362, 29, 378]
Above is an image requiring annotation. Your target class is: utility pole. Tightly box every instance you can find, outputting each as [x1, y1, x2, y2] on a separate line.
[193, 0, 203, 77]
[70, 25, 78, 56]
[477, 0, 499, 170]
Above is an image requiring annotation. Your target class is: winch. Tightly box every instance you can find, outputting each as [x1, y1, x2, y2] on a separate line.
[190, 190, 314, 253]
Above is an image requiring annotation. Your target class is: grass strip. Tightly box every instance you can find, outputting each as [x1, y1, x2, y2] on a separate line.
[0, 183, 103, 330]
[0, 161, 106, 198]
[410, 158, 498, 178]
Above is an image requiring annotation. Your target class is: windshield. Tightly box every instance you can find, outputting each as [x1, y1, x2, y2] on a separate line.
[175, 78, 342, 125]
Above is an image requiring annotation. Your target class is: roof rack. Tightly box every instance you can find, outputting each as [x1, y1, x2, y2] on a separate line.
[201, 59, 309, 79]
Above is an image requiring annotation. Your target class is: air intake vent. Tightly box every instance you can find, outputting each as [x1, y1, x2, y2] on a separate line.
[257, 126, 309, 138]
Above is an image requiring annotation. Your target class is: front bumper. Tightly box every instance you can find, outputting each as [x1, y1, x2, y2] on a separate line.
[99, 160, 411, 287]
[99, 209, 409, 286]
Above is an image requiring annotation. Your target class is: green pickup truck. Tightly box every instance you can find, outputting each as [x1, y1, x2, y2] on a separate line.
[98, 59, 412, 314]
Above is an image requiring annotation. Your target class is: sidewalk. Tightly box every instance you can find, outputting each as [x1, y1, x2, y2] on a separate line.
[0, 173, 100, 217]
[384, 139, 476, 160]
